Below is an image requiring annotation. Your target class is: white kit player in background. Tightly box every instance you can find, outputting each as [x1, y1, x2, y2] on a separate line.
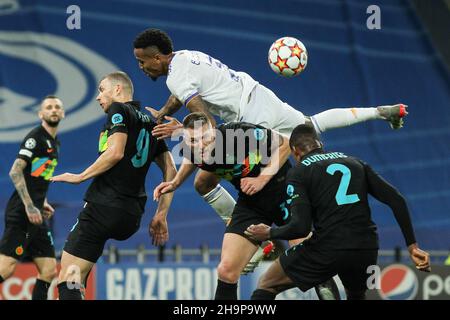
[133, 28, 408, 272]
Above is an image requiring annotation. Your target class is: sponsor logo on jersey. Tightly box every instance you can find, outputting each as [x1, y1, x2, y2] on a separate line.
[15, 245, 24, 256]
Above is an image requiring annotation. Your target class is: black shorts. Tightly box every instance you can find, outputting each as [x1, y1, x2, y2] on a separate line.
[226, 186, 286, 244]
[64, 202, 141, 263]
[0, 216, 55, 261]
[279, 243, 378, 293]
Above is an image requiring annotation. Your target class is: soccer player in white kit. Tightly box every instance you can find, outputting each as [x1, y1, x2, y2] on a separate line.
[133, 28, 407, 272]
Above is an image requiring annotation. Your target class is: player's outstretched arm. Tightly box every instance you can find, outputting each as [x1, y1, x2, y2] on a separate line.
[185, 95, 216, 128]
[364, 162, 431, 272]
[9, 158, 43, 225]
[151, 116, 183, 140]
[246, 172, 313, 241]
[246, 203, 312, 242]
[153, 157, 196, 201]
[241, 133, 291, 196]
[150, 96, 216, 140]
[150, 151, 177, 246]
[408, 243, 431, 272]
[146, 94, 183, 124]
[51, 132, 127, 184]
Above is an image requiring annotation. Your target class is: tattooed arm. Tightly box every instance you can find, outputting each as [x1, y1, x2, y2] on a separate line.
[9, 159, 43, 225]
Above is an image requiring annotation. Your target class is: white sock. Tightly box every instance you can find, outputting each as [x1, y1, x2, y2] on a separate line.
[202, 184, 236, 224]
[311, 107, 381, 133]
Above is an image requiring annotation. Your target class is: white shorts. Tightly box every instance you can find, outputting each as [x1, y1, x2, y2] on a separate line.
[239, 84, 306, 137]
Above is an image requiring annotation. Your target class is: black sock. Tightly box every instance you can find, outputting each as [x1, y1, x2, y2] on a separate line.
[314, 278, 341, 300]
[251, 289, 276, 300]
[58, 281, 83, 300]
[214, 279, 238, 300]
[0, 275, 4, 283]
[32, 279, 51, 300]
[346, 290, 366, 300]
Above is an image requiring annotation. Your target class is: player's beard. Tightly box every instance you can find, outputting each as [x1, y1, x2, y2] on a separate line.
[44, 117, 60, 128]
[150, 75, 157, 82]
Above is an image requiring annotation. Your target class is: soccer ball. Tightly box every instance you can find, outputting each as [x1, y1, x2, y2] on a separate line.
[268, 37, 308, 78]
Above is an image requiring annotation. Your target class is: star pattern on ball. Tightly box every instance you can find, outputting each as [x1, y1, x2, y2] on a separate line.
[275, 56, 289, 72]
[290, 43, 303, 57]
[273, 39, 284, 50]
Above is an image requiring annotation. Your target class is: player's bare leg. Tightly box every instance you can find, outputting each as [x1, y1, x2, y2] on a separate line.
[57, 250, 94, 300]
[251, 258, 295, 300]
[32, 257, 57, 300]
[251, 257, 341, 300]
[241, 240, 274, 274]
[0, 254, 17, 282]
[195, 170, 273, 274]
[245, 234, 311, 278]
[215, 233, 258, 300]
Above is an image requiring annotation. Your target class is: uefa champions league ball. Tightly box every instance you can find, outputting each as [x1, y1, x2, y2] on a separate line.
[268, 36, 308, 77]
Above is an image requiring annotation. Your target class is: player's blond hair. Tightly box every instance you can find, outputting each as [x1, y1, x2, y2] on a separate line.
[102, 71, 134, 96]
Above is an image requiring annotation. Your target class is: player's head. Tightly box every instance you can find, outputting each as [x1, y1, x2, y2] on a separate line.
[289, 124, 323, 161]
[182, 112, 215, 162]
[39, 95, 64, 127]
[133, 28, 173, 81]
[96, 71, 134, 112]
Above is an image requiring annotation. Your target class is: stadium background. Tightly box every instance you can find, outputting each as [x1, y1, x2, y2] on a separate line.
[0, 0, 449, 299]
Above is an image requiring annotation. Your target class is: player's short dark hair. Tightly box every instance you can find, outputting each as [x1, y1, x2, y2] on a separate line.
[41, 95, 63, 107]
[133, 28, 173, 55]
[102, 71, 134, 96]
[183, 112, 210, 129]
[43, 95, 59, 100]
[289, 124, 320, 150]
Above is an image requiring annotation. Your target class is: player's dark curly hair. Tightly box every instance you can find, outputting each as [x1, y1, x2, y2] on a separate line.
[133, 28, 173, 54]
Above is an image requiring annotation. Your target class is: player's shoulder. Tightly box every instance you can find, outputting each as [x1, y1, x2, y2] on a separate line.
[218, 122, 256, 137]
[339, 153, 366, 167]
[106, 102, 134, 129]
[17, 126, 47, 158]
[25, 125, 44, 137]
[173, 50, 193, 59]
[21, 125, 44, 144]
[287, 163, 307, 181]
[322, 152, 367, 172]
[167, 51, 191, 85]
[108, 101, 127, 113]
[168, 50, 192, 70]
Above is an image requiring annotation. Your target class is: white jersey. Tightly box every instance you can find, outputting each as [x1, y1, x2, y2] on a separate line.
[166, 50, 258, 122]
